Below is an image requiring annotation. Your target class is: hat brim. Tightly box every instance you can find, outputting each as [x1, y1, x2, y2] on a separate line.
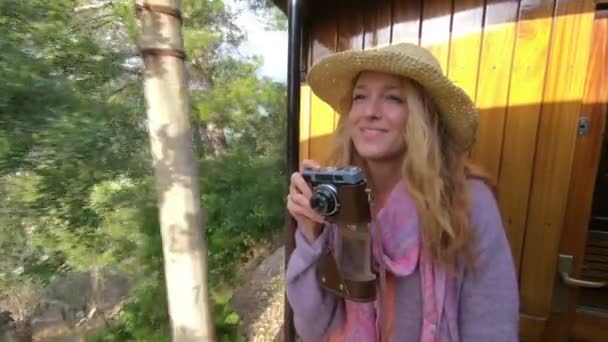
[306, 44, 479, 152]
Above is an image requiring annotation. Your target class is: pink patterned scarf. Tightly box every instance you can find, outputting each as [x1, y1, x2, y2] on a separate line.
[327, 180, 459, 342]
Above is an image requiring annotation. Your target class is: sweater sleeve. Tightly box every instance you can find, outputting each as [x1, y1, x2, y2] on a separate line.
[459, 180, 520, 341]
[286, 224, 344, 341]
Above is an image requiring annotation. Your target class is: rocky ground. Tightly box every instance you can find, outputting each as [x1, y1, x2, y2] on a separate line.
[231, 245, 285, 342]
[1, 268, 130, 341]
[1, 241, 288, 342]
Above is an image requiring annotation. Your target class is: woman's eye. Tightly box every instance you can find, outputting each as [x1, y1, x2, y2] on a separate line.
[387, 95, 404, 103]
[353, 94, 365, 101]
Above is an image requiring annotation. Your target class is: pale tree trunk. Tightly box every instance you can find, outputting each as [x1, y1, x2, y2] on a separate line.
[135, 1, 215, 341]
[204, 122, 227, 157]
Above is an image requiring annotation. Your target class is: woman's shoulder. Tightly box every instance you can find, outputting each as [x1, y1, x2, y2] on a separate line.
[466, 177, 499, 212]
[465, 177, 504, 237]
[463, 177, 516, 280]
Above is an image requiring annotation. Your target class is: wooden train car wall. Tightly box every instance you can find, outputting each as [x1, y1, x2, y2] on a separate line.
[296, 0, 598, 339]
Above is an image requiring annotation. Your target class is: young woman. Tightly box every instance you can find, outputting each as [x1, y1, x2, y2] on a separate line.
[285, 43, 519, 341]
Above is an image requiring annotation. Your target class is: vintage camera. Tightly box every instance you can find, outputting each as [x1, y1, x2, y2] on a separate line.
[301, 166, 371, 224]
[302, 166, 377, 302]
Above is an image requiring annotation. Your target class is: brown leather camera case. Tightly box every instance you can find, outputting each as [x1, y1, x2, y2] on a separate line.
[317, 181, 377, 302]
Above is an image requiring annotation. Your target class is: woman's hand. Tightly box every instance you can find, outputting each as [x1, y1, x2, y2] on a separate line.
[287, 159, 326, 242]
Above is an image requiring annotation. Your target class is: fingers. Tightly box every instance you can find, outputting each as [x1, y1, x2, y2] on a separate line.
[287, 159, 325, 225]
[286, 193, 325, 224]
[290, 172, 312, 198]
[300, 159, 321, 172]
[291, 159, 320, 197]
[290, 193, 312, 211]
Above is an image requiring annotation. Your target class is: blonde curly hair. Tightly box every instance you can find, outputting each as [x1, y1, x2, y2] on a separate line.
[326, 75, 493, 271]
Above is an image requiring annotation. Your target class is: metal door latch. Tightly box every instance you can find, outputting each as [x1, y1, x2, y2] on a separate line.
[558, 254, 607, 288]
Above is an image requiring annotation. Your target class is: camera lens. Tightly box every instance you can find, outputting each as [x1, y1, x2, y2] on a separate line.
[310, 184, 339, 216]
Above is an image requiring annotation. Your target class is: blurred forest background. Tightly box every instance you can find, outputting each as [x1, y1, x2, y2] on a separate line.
[0, 0, 287, 340]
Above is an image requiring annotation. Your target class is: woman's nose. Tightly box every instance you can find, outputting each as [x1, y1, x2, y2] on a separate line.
[362, 97, 381, 119]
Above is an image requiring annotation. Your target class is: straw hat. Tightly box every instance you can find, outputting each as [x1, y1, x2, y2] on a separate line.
[306, 42, 479, 152]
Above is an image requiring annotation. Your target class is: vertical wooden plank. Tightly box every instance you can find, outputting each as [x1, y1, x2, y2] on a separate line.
[300, 22, 314, 167]
[377, 0, 392, 46]
[447, 0, 485, 99]
[299, 84, 311, 165]
[519, 0, 595, 321]
[308, 3, 338, 165]
[299, 26, 312, 166]
[338, 0, 364, 52]
[335, 0, 364, 130]
[363, 1, 375, 49]
[363, 0, 392, 48]
[309, 95, 336, 167]
[497, 0, 554, 278]
[391, 0, 422, 45]
[420, 0, 453, 72]
[520, 314, 548, 341]
[470, 0, 519, 183]
[311, 21, 335, 62]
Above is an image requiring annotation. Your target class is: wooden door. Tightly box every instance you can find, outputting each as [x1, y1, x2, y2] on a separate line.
[543, 7, 608, 342]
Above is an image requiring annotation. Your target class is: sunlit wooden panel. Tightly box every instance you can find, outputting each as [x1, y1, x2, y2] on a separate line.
[299, 84, 312, 166]
[420, 0, 452, 73]
[497, 0, 555, 277]
[519, 0, 596, 320]
[309, 92, 337, 165]
[391, 0, 422, 45]
[470, 0, 519, 185]
[333, 112, 340, 130]
[447, 0, 484, 99]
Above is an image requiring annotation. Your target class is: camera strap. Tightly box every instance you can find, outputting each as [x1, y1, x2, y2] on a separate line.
[316, 206, 390, 341]
[318, 241, 377, 302]
[371, 200, 389, 342]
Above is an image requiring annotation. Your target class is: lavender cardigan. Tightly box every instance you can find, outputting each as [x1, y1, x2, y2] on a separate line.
[286, 179, 520, 341]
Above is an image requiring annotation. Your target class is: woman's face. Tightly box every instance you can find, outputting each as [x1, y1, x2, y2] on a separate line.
[348, 71, 409, 162]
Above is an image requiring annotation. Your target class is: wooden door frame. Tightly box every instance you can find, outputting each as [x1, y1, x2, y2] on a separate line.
[543, 6, 608, 341]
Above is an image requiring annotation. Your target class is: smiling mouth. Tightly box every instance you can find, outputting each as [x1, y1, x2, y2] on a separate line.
[361, 127, 388, 132]
[360, 127, 388, 138]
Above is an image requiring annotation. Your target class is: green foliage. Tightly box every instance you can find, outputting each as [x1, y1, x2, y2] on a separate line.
[0, 0, 129, 175]
[88, 273, 170, 342]
[202, 150, 287, 286]
[1, 0, 287, 340]
[212, 288, 245, 342]
[244, 0, 288, 30]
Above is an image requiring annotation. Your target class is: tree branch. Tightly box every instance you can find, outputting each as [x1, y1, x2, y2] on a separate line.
[108, 81, 135, 99]
[74, 1, 113, 13]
